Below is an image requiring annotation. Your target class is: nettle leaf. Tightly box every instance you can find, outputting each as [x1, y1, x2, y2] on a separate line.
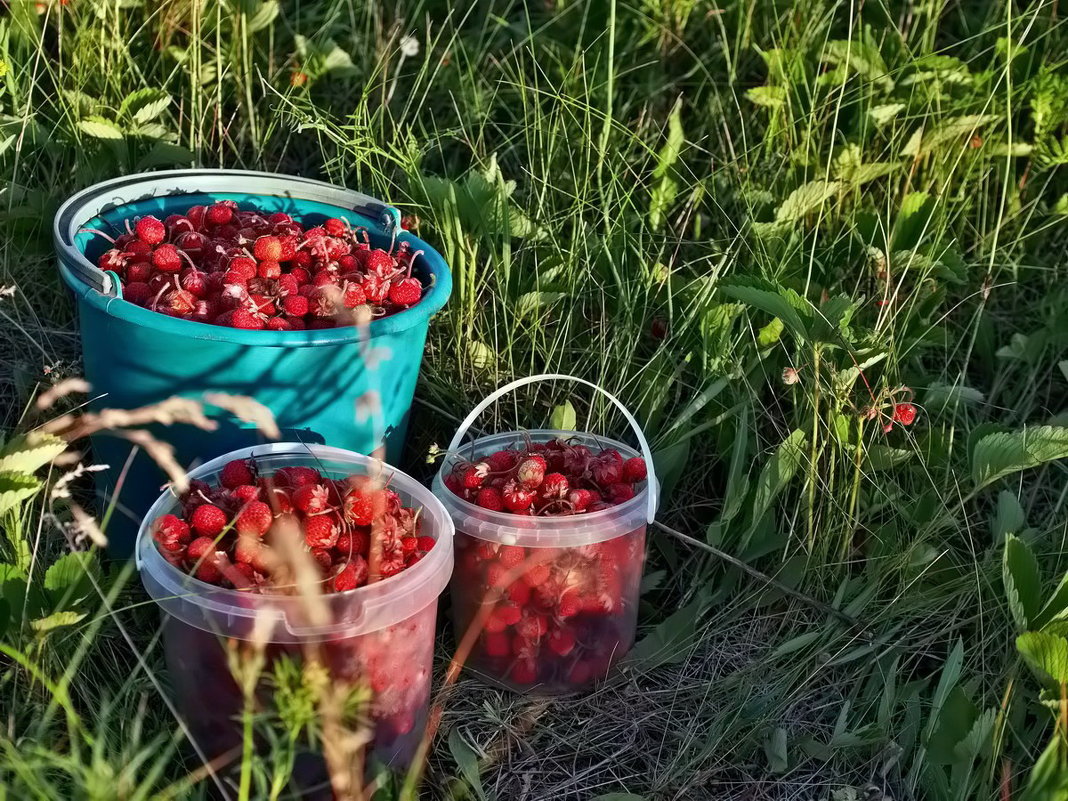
[0, 472, 41, 515]
[972, 426, 1068, 490]
[1003, 534, 1043, 632]
[549, 401, 576, 432]
[774, 180, 844, 223]
[746, 86, 786, 108]
[77, 117, 125, 140]
[1016, 631, 1068, 686]
[0, 432, 66, 474]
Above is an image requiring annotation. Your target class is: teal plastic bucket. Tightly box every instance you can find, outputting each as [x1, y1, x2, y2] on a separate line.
[54, 169, 451, 555]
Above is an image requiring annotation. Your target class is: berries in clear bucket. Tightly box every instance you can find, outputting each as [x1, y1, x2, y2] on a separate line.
[89, 201, 429, 329]
[443, 437, 649, 692]
[148, 457, 443, 774]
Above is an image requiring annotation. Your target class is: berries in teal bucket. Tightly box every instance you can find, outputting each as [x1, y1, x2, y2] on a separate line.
[87, 201, 429, 330]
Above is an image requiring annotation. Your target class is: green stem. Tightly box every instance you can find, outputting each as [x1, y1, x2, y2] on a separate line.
[238, 697, 255, 800]
[843, 416, 865, 561]
[806, 346, 822, 550]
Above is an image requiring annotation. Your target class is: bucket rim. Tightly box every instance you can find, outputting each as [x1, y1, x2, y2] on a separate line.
[54, 169, 452, 346]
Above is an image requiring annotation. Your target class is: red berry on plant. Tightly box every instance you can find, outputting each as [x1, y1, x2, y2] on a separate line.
[893, 403, 917, 426]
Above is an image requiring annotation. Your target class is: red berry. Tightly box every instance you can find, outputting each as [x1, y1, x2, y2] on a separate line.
[282, 295, 310, 317]
[257, 259, 281, 279]
[304, 515, 339, 548]
[135, 216, 166, 245]
[190, 504, 227, 537]
[331, 556, 369, 591]
[507, 581, 531, 604]
[231, 309, 264, 330]
[324, 217, 348, 236]
[205, 203, 233, 226]
[606, 483, 636, 503]
[232, 484, 261, 504]
[388, 277, 422, 307]
[475, 487, 504, 511]
[275, 466, 321, 488]
[485, 563, 509, 587]
[493, 602, 522, 626]
[153, 513, 191, 552]
[342, 281, 367, 308]
[235, 501, 273, 537]
[220, 459, 254, 489]
[485, 449, 520, 472]
[590, 457, 623, 486]
[416, 535, 435, 553]
[234, 536, 272, 573]
[557, 592, 582, 618]
[497, 545, 526, 568]
[893, 403, 917, 426]
[311, 548, 334, 572]
[547, 628, 576, 656]
[502, 480, 536, 512]
[621, 456, 647, 483]
[484, 631, 511, 658]
[152, 244, 183, 273]
[567, 488, 594, 511]
[253, 235, 282, 261]
[292, 483, 330, 514]
[516, 456, 547, 489]
[362, 249, 394, 277]
[540, 472, 569, 499]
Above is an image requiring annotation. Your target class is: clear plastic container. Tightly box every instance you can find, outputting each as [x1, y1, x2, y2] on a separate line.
[135, 443, 454, 780]
[431, 375, 659, 694]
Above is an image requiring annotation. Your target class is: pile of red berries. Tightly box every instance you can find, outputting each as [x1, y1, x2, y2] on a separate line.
[442, 438, 648, 515]
[151, 459, 434, 592]
[91, 201, 426, 330]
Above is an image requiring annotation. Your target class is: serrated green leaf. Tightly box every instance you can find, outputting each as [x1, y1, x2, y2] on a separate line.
[0, 433, 66, 474]
[775, 180, 844, 223]
[1017, 631, 1068, 685]
[549, 401, 576, 432]
[719, 281, 811, 341]
[924, 383, 985, 411]
[822, 39, 892, 89]
[45, 551, 100, 605]
[972, 426, 1068, 489]
[746, 86, 786, 108]
[515, 291, 566, 318]
[0, 471, 41, 515]
[953, 708, 995, 763]
[866, 445, 913, 470]
[1004, 534, 1043, 632]
[870, 103, 905, 126]
[902, 115, 996, 158]
[30, 611, 86, 634]
[77, 117, 125, 140]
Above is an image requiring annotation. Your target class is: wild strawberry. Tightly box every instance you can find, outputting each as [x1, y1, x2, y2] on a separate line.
[893, 403, 917, 426]
[233, 536, 272, 573]
[257, 259, 281, 279]
[311, 548, 334, 572]
[540, 472, 569, 500]
[281, 295, 309, 317]
[557, 591, 582, 618]
[180, 269, 209, 298]
[509, 659, 537, 684]
[205, 203, 233, 226]
[187, 534, 221, 570]
[485, 449, 520, 472]
[590, 457, 623, 486]
[362, 249, 394, 277]
[497, 545, 526, 568]
[362, 273, 390, 303]
[253, 235, 282, 261]
[485, 562, 509, 587]
[304, 514, 339, 548]
[484, 631, 511, 658]
[401, 535, 418, 554]
[231, 309, 265, 329]
[228, 256, 258, 281]
[416, 535, 435, 553]
[508, 580, 532, 605]
[324, 217, 348, 236]
[388, 277, 422, 307]
[502, 480, 536, 512]
[135, 216, 166, 245]
[475, 487, 504, 511]
[516, 456, 547, 489]
[124, 282, 152, 306]
[567, 488, 594, 511]
[292, 483, 331, 514]
[331, 556, 369, 591]
[161, 289, 196, 316]
[232, 484, 261, 503]
[235, 500, 273, 537]
[220, 459, 255, 489]
[153, 514, 191, 552]
[267, 211, 292, 225]
[606, 483, 636, 503]
[621, 456, 647, 483]
[344, 490, 377, 526]
[342, 281, 367, 308]
[493, 602, 522, 627]
[190, 504, 227, 537]
[275, 466, 321, 488]
[547, 628, 576, 656]
[461, 463, 490, 489]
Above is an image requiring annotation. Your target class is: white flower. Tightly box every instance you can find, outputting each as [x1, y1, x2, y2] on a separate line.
[400, 35, 420, 58]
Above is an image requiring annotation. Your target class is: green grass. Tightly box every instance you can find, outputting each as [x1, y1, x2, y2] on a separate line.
[2, 0, 1068, 798]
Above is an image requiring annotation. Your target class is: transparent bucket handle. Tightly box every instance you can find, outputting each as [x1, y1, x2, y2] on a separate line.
[448, 373, 659, 523]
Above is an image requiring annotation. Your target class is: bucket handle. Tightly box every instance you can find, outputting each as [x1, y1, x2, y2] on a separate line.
[447, 373, 659, 523]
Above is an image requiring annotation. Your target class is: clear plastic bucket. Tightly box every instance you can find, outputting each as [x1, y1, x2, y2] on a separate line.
[135, 443, 454, 781]
[431, 375, 659, 694]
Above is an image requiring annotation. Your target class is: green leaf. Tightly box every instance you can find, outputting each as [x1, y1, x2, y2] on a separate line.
[774, 180, 844, 223]
[746, 86, 786, 108]
[590, 795, 646, 801]
[77, 117, 125, 140]
[719, 280, 811, 341]
[623, 599, 704, 668]
[0, 599, 8, 637]
[926, 640, 964, 740]
[649, 98, 685, 230]
[771, 630, 823, 658]
[31, 611, 86, 633]
[465, 340, 495, 370]
[1016, 631, 1068, 685]
[45, 551, 100, 606]
[1035, 571, 1068, 629]
[549, 401, 576, 432]
[891, 192, 936, 250]
[651, 438, 690, 506]
[246, 0, 279, 32]
[515, 291, 566, 318]
[972, 426, 1068, 489]
[447, 728, 487, 801]
[1004, 535, 1043, 632]
[764, 727, 789, 773]
[870, 103, 905, 126]
[927, 685, 977, 764]
[0, 433, 66, 474]
[1019, 733, 1068, 801]
[924, 383, 985, 411]
[718, 406, 751, 524]
[822, 39, 892, 89]
[866, 445, 913, 471]
[0, 471, 41, 515]
[993, 491, 1026, 543]
[902, 115, 996, 159]
[758, 317, 784, 347]
[120, 88, 172, 124]
[953, 708, 995, 763]
[751, 429, 807, 523]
